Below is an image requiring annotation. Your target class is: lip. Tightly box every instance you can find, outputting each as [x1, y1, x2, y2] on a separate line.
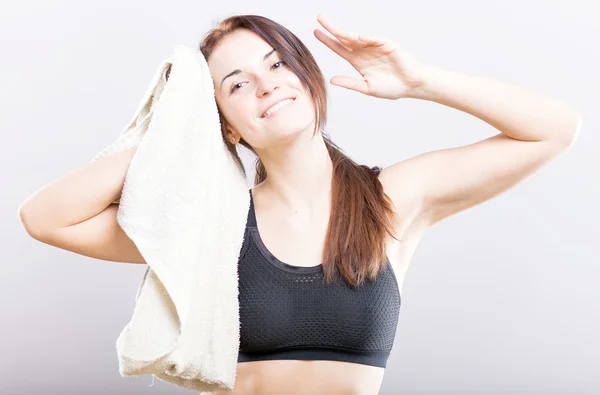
[261, 97, 296, 118]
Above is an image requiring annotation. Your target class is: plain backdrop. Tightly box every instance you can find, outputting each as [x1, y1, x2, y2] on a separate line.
[1, 1, 598, 394]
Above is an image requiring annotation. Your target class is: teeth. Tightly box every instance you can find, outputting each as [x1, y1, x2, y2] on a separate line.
[263, 98, 293, 117]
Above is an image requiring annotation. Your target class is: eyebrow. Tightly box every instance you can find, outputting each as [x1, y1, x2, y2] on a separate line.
[220, 48, 277, 91]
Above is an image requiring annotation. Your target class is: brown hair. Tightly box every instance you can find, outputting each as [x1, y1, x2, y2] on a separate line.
[199, 14, 399, 287]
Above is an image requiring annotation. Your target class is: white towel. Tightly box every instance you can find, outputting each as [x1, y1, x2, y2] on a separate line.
[90, 45, 249, 393]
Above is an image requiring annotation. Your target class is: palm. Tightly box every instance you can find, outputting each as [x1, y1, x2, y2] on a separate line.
[314, 13, 427, 100]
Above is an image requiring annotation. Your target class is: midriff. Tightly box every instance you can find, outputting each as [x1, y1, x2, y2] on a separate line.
[210, 359, 386, 395]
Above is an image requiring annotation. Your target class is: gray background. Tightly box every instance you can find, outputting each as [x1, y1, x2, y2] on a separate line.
[2, 1, 598, 394]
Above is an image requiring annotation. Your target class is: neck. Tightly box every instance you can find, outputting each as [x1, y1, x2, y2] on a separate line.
[256, 130, 333, 217]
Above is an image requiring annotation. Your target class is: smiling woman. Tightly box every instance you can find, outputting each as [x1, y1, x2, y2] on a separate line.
[200, 14, 399, 289]
[191, 10, 580, 395]
[196, 13, 402, 395]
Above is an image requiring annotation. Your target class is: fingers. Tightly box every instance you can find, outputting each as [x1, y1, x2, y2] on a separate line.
[314, 28, 354, 58]
[316, 13, 362, 46]
[358, 34, 389, 47]
[358, 34, 387, 47]
[330, 75, 369, 96]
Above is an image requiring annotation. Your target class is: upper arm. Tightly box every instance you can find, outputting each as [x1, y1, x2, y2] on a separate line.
[30, 204, 146, 264]
[379, 132, 574, 228]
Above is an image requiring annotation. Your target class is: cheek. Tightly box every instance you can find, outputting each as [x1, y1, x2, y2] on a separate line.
[296, 95, 315, 115]
[222, 102, 253, 126]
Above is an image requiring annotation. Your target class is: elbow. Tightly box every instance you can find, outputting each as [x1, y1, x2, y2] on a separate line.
[18, 203, 47, 240]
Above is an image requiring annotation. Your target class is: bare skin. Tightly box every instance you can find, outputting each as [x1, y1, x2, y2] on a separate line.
[213, 359, 386, 395]
[207, 180, 423, 395]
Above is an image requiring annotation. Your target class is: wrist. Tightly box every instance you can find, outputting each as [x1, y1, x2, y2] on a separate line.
[405, 64, 444, 100]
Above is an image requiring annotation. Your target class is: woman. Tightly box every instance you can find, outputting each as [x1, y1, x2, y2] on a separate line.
[18, 13, 580, 395]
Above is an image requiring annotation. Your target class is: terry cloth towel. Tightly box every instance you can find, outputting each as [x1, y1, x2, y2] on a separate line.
[90, 44, 249, 393]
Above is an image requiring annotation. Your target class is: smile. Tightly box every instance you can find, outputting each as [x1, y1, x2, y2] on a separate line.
[262, 98, 295, 118]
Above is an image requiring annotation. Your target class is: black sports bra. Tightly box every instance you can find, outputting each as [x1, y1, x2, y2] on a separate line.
[236, 189, 401, 368]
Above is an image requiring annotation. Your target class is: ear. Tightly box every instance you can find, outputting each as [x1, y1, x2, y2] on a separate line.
[224, 124, 234, 139]
[225, 121, 240, 137]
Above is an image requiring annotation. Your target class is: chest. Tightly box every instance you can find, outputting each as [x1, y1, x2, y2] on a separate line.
[253, 208, 418, 294]
[254, 214, 330, 268]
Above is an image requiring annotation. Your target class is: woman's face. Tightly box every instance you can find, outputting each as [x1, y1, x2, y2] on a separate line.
[208, 29, 316, 149]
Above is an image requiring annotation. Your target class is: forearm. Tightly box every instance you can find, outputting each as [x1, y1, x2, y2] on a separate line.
[18, 147, 137, 233]
[409, 65, 581, 144]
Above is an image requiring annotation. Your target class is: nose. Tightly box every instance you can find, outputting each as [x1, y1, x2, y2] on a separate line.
[256, 75, 279, 97]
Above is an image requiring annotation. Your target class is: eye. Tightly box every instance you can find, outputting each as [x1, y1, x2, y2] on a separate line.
[230, 82, 244, 93]
[229, 61, 286, 93]
[271, 60, 285, 70]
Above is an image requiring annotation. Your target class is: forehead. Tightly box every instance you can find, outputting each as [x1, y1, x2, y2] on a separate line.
[208, 30, 273, 78]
